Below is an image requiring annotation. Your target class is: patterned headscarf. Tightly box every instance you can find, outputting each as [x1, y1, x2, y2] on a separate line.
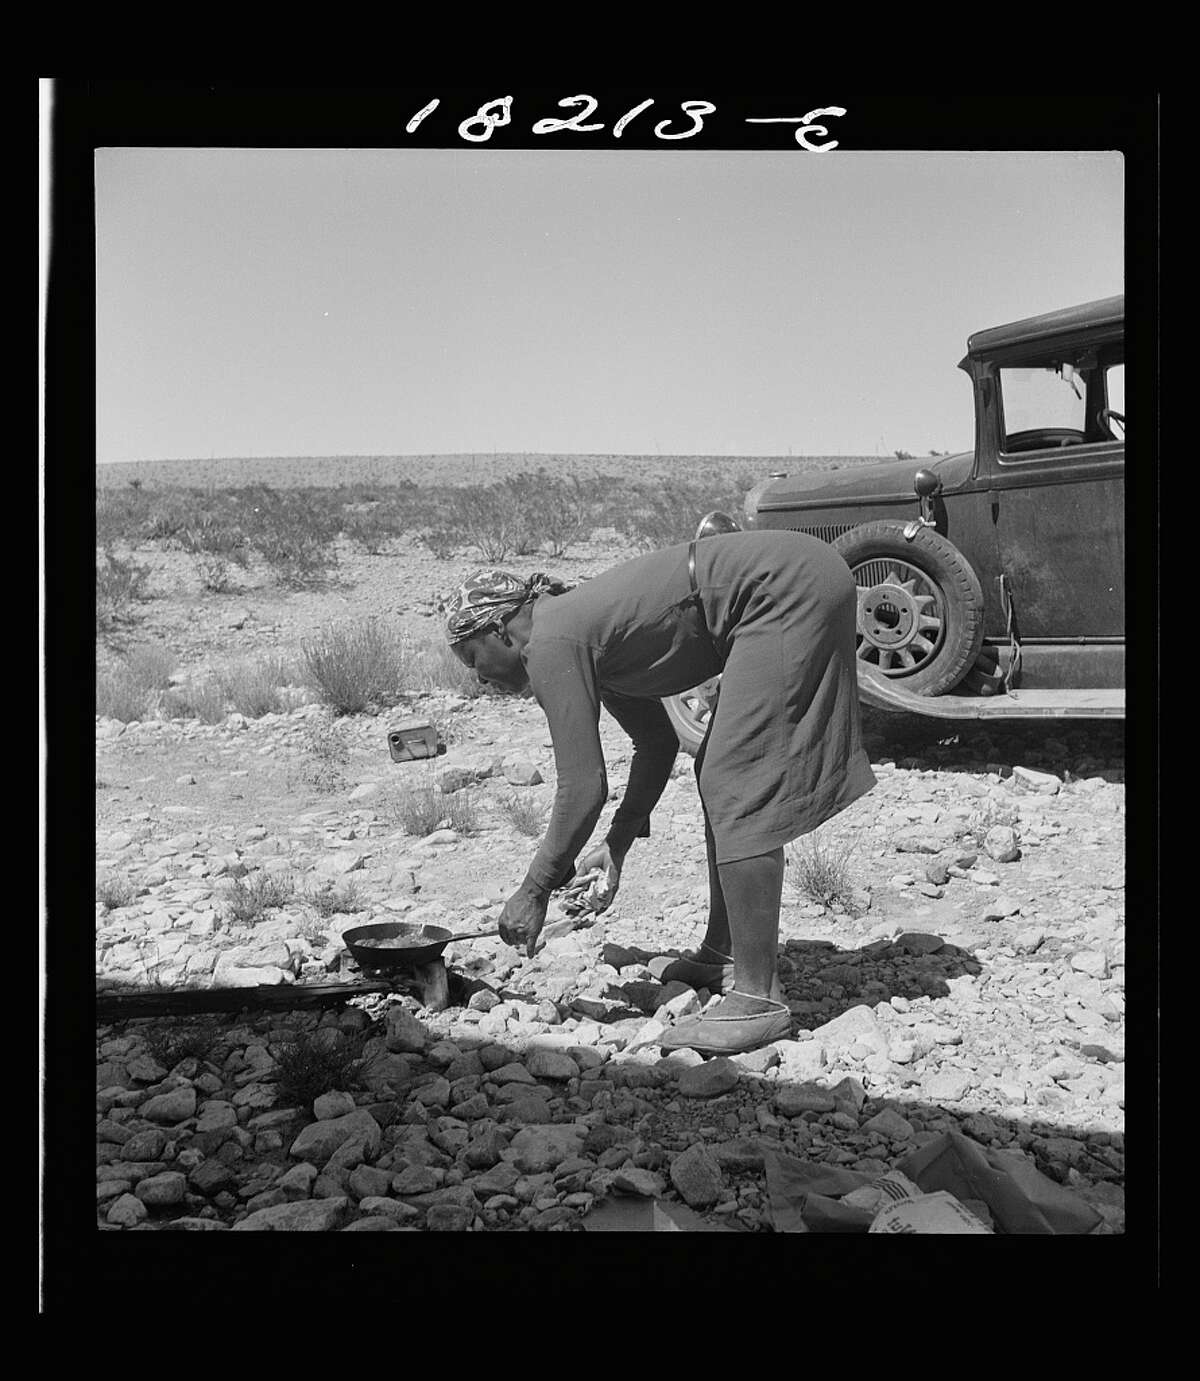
[444, 569, 574, 645]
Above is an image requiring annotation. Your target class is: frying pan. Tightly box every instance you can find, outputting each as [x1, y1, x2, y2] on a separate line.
[342, 920, 501, 971]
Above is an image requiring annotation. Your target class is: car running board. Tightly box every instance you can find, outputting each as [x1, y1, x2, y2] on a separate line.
[857, 667, 1124, 720]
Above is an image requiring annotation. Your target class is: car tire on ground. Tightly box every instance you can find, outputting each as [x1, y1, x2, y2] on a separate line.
[831, 521, 985, 696]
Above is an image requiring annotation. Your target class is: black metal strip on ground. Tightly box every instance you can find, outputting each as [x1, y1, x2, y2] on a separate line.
[95, 981, 396, 1022]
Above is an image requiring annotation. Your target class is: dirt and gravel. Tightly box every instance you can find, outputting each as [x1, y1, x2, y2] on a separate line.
[93, 535, 1128, 1234]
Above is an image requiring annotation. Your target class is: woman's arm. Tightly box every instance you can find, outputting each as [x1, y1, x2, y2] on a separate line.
[521, 636, 609, 895]
[599, 690, 679, 860]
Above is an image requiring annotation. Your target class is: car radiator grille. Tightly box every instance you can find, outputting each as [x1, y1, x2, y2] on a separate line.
[793, 523, 857, 545]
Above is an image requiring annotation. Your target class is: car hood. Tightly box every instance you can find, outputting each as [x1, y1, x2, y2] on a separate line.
[749, 449, 975, 511]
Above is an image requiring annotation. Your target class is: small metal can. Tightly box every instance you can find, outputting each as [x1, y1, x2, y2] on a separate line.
[387, 717, 439, 761]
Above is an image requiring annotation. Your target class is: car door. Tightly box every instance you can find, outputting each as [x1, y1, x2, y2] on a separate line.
[986, 341, 1124, 639]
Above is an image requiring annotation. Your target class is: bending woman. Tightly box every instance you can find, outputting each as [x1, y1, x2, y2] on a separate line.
[446, 529, 876, 1054]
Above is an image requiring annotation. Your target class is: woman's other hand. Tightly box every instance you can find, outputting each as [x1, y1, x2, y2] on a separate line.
[574, 843, 623, 913]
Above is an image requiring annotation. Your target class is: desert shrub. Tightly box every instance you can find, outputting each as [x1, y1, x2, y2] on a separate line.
[295, 718, 351, 793]
[342, 499, 411, 554]
[306, 879, 364, 918]
[239, 485, 340, 587]
[499, 470, 596, 558]
[96, 874, 138, 910]
[160, 676, 228, 724]
[222, 870, 295, 925]
[785, 832, 861, 914]
[96, 547, 153, 632]
[417, 527, 460, 560]
[535, 473, 596, 557]
[179, 514, 250, 592]
[219, 655, 300, 719]
[443, 484, 519, 562]
[301, 617, 409, 715]
[96, 488, 154, 548]
[613, 469, 756, 551]
[272, 1028, 366, 1107]
[500, 790, 546, 837]
[95, 645, 176, 722]
[141, 1023, 218, 1070]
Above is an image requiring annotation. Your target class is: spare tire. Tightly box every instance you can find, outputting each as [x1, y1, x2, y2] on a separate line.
[831, 521, 985, 696]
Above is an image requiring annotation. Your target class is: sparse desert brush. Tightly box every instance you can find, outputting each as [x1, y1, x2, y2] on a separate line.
[294, 717, 352, 793]
[306, 878, 365, 918]
[272, 1028, 366, 1107]
[342, 500, 411, 554]
[239, 485, 340, 587]
[301, 617, 409, 716]
[179, 515, 250, 592]
[500, 790, 546, 837]
[442, 482, 524, 562]
[502, 470, 595, 557]
[96, 874, 138, 911]
[417, 527, 460, 560]
[160, 676, 228, 724]
[384, 782, 477, 837]
[219, 655, 300, 718]
[223, 870, 296, 925]
[95, 645, 176, 722]
[96, 547, 153, 632]
[141, 1023, 219, 1071]
[785, 832, 862, 914]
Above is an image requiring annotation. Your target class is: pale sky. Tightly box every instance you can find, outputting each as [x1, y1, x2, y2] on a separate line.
[94, 148, 1123, 464]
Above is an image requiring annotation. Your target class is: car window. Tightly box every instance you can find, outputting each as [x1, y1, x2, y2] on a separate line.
[1000, 363, 1088, 447]
[1106, 363, 1124, 415]
[997, 340, 1123, 457]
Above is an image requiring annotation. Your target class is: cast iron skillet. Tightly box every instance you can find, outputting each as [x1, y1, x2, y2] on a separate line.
[342, 920, 500, 971]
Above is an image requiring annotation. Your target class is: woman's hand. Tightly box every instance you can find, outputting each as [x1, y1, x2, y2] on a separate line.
[499, 883, 550, 958]
[573, 842, 624, 914]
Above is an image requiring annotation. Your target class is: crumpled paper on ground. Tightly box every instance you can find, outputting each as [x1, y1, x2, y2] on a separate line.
[557, 868, 612, 918]
[763, 1131, 1103, 1235]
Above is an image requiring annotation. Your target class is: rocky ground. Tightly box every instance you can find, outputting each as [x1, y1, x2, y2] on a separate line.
[92, 537, 1128, 1234]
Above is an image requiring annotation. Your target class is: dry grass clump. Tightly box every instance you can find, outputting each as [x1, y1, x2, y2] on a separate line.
[384, 783, 479, 837]
[295, 719, 352, 794]
[272, 1029, 366, 1108]
[96, 547, 153, 633]
[302, 618, 409, 716]
[220, 656, 303, 718]
[222, 870, 296, 925]
[499, 790, 546, 837]
[160, 676, 228, 724]
[785, 832, 862, 915]
[306, 879, 365, 919]
[140, 1023, 219, 1071]
[96, 645, 176, 722]
[96, 874, 138, 911]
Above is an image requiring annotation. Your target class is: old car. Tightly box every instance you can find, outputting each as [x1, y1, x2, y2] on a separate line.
[663, 295, 1125, 753]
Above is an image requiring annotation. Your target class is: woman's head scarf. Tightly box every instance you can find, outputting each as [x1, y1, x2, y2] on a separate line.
[444, 569, 574, 645]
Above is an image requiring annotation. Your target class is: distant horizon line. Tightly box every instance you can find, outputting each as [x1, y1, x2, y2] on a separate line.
[97, 449, 887, 466]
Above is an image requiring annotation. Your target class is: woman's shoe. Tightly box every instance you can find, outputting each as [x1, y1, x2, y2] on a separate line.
[658, 990, 792, 1056]
[656, 941, 735, 994]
